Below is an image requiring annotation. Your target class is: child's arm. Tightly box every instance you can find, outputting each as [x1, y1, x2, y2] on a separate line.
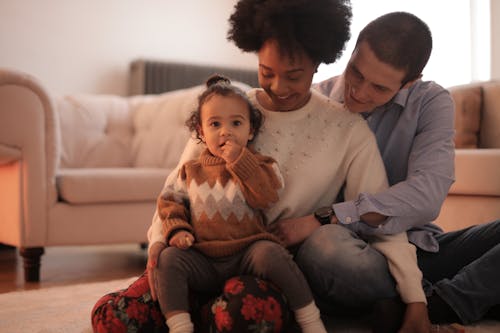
[156, 164, 194, 242]
[226, 147, 284, 209]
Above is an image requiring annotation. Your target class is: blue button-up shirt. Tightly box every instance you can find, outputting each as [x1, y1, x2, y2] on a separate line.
[314, 75, 455, 252]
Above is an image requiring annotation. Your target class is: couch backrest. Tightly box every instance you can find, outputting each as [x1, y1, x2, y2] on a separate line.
[448, 80, 500, 149]
[479, 82, 500, 148]
[56, 83, 251, 169]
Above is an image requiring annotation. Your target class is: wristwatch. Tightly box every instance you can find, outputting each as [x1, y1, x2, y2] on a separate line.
[314, 206, 335, 225]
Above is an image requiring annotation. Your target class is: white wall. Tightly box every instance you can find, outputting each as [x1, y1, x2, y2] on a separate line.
[491, 0, 500, 79]
[1, 1, 498, 96]
[0, 0, 256, 95]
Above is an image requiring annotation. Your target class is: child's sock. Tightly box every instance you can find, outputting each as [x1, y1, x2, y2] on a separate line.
[294, 301, 327, 333]
[166, 312, 194, 333]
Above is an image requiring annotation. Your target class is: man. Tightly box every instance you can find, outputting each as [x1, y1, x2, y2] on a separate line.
[272, 11, 500, 331]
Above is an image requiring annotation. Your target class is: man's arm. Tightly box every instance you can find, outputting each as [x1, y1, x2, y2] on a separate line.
[334, 87, 455, 235]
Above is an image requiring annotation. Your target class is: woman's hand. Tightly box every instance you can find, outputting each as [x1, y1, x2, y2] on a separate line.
[268, 215, 321, 247]
[147, 241, 166, 301]
[399, 302, 432, 333]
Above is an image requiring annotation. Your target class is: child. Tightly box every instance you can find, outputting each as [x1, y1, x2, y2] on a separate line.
[153, 74, 327, 333]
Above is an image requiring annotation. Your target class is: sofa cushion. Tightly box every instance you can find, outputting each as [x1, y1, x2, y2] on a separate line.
[56, 168, 168, 204]
[448, 84, 482, 148]
[131, 86, 203, 169]
[57, 95, 134, 168]
[449, 149, 500, 196]
[479, 82, 500, 148]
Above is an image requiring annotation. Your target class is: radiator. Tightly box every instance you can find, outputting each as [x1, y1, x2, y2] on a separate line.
[129, 59, 259, 95]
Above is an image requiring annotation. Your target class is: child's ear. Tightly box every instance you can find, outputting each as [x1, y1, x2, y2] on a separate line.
[198, 125, 205, 142]
[248, 128, 255, 141]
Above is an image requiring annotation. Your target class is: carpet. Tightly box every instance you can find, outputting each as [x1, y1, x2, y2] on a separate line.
[1, 277, 499, 333]
[0, 277, 136, 333]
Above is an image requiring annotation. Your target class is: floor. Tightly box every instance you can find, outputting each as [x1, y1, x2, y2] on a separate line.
[0, 243, 146, 294]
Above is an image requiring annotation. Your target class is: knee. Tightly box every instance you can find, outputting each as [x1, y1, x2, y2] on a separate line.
[157, 246, 188, 271]
[244, 241, 291, 272]
[296, 224, 357, 269]
[296, 224, 386, 276]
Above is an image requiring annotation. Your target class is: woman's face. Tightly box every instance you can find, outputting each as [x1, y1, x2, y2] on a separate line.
[257, 39, 317, 112]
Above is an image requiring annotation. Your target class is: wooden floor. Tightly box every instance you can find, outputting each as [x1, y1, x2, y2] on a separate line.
[0, 243, 147, 294]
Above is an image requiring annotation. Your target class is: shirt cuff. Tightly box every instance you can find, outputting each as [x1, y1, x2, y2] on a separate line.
[332, 201, 360, 225]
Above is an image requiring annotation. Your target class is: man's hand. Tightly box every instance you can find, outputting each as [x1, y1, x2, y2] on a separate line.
[399, 302, 432, 333]
[147, 241, 166, 301]
[268, 215, 321, 247]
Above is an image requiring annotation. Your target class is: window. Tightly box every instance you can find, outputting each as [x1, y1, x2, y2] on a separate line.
[313, 0, 490, 88]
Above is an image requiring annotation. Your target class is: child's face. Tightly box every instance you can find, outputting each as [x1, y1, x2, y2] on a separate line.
[199, 94, 254, 158]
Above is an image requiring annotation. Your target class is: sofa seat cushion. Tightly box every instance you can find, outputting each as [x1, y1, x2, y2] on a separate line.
[56, 168, 168, 204]
[449, 149, 500, 196]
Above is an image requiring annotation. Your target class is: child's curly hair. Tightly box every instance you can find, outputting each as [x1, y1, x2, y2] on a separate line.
[185, 74, 263, 142]
[227, 0, 352, 65]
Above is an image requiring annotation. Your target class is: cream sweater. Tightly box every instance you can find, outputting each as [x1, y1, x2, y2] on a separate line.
[149, 88, 425, 304]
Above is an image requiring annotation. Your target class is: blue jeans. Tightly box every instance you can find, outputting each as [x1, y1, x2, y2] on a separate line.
[295, 220, 500, 324]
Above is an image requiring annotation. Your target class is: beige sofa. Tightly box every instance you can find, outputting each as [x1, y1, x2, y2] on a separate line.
[0, 67, 255, 282]
[435, 81, 500, 231]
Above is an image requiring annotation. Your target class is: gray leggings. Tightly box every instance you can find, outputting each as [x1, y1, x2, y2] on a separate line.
[155, 240, 313, 314]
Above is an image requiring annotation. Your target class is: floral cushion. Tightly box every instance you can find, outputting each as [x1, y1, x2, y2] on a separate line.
[91, 272, 293, 333]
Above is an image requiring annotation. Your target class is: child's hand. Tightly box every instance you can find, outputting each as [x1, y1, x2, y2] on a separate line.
[169, 231, 195, 249]
[220, 139, 242, 163]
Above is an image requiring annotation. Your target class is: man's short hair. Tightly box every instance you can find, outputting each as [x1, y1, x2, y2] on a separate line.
[356, 11, 432, 85]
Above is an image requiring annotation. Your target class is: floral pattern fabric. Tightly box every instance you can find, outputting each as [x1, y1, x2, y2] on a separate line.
[91, 272, 294, 333]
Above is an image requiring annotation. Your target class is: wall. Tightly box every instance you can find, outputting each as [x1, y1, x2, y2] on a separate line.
[492, 0, 500, 79]
[1, 1, 498, 96]
[0, 0, 256, 95]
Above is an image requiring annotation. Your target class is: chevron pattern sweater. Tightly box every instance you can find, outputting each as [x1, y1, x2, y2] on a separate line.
[158, 147, 283, 257]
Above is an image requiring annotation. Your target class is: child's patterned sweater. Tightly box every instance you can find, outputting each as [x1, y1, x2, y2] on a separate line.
[158, 147, 283, 257]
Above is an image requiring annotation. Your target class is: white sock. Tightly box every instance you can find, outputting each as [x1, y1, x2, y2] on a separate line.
[166, 312, 194, 333]
[294, 301, 327, 333]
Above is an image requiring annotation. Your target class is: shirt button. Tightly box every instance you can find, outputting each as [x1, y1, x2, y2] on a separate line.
[345, 217, 352, 223]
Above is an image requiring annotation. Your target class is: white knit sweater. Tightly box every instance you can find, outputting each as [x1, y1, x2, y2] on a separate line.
[148, 88, 425, 304]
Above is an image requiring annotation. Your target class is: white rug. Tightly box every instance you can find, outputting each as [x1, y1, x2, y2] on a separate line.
[0, 277, 136, 333]
[1, 277, 499, 333]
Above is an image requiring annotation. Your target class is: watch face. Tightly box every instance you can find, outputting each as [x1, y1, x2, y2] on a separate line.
[316, 206, 333, 218]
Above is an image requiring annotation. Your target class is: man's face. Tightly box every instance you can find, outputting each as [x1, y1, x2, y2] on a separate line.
[344, 41, 407, 113]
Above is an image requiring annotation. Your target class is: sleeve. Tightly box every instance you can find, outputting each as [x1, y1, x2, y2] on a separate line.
[337, 121, 389, 210]
[370, 233, 426, 304]
[147, 138, 203, 248]
[156, 165, 193, 241]
[226, 147, 284, 210]
[334, 89, 455, 235]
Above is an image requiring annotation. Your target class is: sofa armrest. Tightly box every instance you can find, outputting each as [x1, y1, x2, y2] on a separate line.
[449, 149, 500, 196]
[0, 68, 59, 245]
[0, 143, 21, 165]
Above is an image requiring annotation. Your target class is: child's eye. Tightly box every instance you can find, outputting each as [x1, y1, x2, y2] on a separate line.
[209, 121, 220, 127]
[232, 120, 242, 126]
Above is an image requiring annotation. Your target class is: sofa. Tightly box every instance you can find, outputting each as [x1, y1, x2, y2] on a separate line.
[0, 64, 257, 282]
[434, 81, 500, 231]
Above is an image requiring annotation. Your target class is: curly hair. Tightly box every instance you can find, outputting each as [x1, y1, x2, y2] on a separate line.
[227, 0, 352, 64]
[356, 12, 433, 85]
[185, 74, 263, 143]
